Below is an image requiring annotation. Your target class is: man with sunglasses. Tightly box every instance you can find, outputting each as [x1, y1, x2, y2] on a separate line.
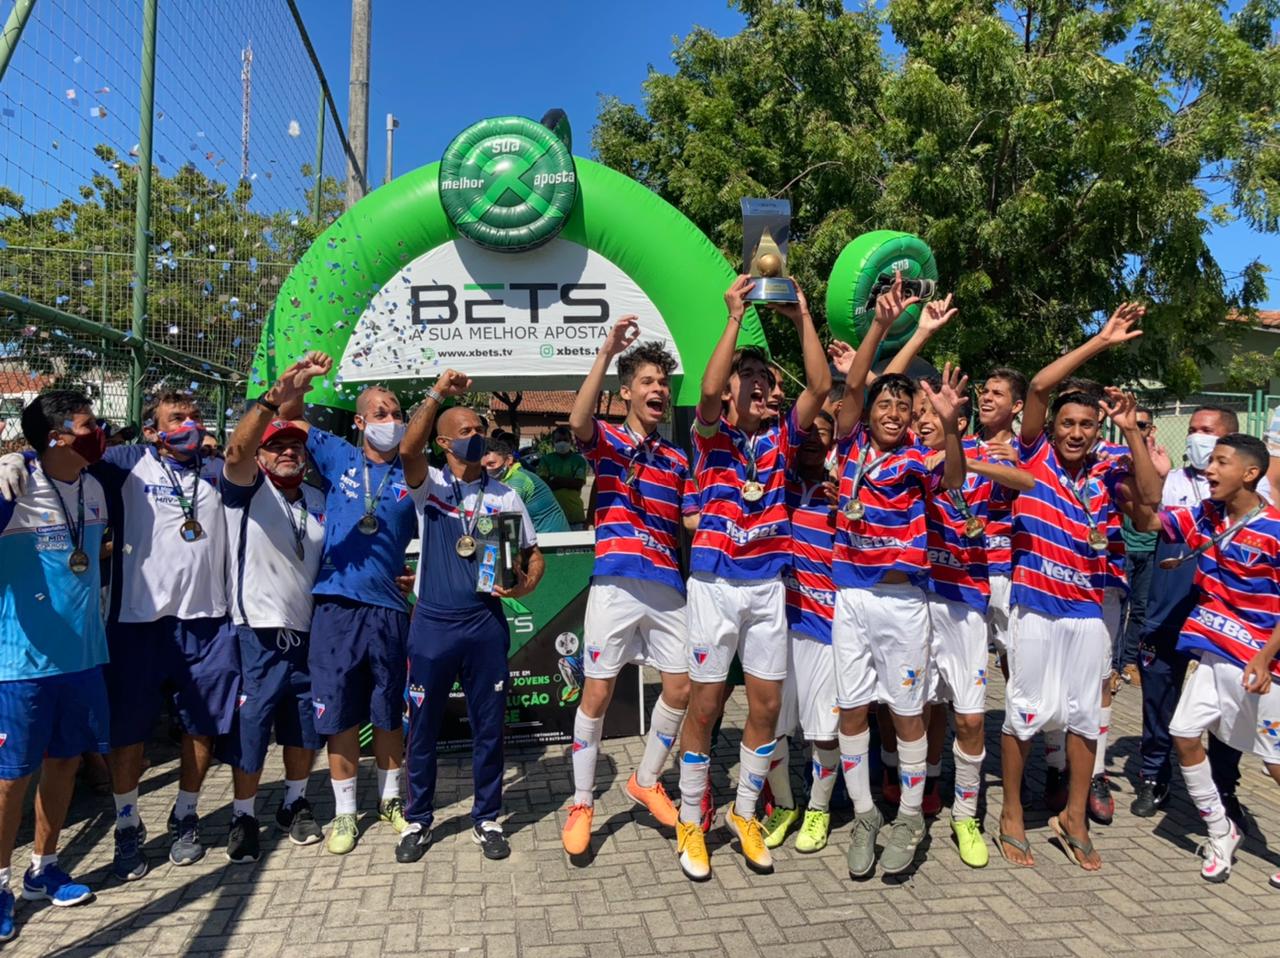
[273, 356, 419, 855]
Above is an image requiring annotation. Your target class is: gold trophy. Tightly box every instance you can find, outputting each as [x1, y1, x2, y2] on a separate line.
[741, 198, 799, 304]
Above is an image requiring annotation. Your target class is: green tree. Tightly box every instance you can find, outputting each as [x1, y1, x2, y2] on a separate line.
[593, 0, 1280, 395]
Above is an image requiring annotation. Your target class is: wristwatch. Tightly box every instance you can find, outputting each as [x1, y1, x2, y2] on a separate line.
[255, 396, 281, 414]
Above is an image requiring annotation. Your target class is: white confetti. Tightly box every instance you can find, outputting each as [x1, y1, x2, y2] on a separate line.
[65, 88, 77, 101]
[287, 119, 301, 137]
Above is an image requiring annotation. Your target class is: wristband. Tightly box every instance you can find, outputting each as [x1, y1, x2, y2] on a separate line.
[426, 388, 444, 405]
[255, 396, 281, 414]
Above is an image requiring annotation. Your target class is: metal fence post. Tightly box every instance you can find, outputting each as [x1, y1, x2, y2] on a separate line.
[216, 380, 228, 443]
[0, 0, 37, 85]
[312, 88, 325, 224]
[129, 0, 159, 428]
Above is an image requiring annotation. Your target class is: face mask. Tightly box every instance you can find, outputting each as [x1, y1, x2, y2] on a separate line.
[1186, 432, 1218, 471]
[261, 464, 306, 490]
[69, 426, 106, 465]
[486, 466, 507, 481]
[159, 420, 206, 460]
[363, 420, 405, 452]
[553, 441, 573, 455]
[448, 434, 486, 464]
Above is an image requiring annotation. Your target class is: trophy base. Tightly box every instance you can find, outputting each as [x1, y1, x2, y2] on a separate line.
[745, 277, 799, 304]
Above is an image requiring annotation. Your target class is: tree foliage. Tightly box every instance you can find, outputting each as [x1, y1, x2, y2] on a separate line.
[593, 0, 1280, 395]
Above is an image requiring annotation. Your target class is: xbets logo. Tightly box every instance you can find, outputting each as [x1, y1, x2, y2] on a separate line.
[974, 668, 987, 687]
[841, 754, 862, 772]
[900, 667, 920, 689]
[312, 699, 326, 719]
[408, 684, 426, 708]
[409, 283, 609, 327]
[1259, 719, 1280, 749]
[692, 648, 710, 666]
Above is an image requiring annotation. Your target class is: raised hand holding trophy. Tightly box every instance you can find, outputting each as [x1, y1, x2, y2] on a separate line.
[741, 198, 799, 304]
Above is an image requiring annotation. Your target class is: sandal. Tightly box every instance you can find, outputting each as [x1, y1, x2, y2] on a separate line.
[1049, 814, 1099, 870]
[997, 832, 1033, 867]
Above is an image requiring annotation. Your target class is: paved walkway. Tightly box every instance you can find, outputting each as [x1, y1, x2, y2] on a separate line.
[9, 665, 1280, 957]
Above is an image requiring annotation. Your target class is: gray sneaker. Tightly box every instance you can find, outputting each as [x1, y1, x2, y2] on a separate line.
[880, 811, 926, 874]
[846, 806, 883, 880]
[167, 812, 205, 866]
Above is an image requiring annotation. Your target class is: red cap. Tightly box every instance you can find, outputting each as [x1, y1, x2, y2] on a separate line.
[261, 420, 308, 446]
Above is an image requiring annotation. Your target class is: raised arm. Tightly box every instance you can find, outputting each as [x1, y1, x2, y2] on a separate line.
[697, 275, 755, 427]
[920, 363, 970, 490]
[830, 271, 922, 438]
[1021, 302, 1145, 443]
[967, 458, 1035, 492]
[569, 315, 641, 442]
[1103, 388, 1162, 511]
[768, 284, 831, 430]
[225, 352, 331, 486]
[399, 369, 472, 489]
[882, 293, 957, 377]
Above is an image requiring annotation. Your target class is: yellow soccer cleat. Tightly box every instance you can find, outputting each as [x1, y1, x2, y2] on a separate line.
[726, 803, 774, 874]
[762, 805, 802, 849]
[676, 820, 711, 882]
[951, 818, 989, 868]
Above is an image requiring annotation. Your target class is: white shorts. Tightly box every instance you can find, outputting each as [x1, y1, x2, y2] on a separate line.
[927, 596, 989, 715]
[1101, 588, 1124, 680]
[582, 577, 687, 680]
[1169, 652, 1280, 765]
[776, 631, 838, 740]
[832, 581, 931, 716]
[686, 573, 787, 683]
[1003, 606, 1109, 740]
[986, 575, 1011, 652]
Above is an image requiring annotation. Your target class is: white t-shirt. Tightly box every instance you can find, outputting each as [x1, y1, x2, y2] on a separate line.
[224, 473, 327, 631]
[1162, 467, 1273, 509]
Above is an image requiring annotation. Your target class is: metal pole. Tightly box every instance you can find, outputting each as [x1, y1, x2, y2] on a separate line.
[312, 88, 325, 224]
[0, 0, 37, 86]
[216, 381, 227, 443]
[129, 0, 159, 427]
[345, 0, 371, 207]
[384, 112, 397, 185]
[99, 252, 108, 414]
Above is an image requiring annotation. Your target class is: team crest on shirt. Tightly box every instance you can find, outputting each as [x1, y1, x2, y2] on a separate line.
[408, 684, 425, 708]
[812, 760, 835, 780]
[1019, 710, 1036, 725]
[841, 754, 861, 772]
[900, 667, 920, 689]
[312, 699, 326, 719]
[1140, 646, 1156, 668]
[236, 693, 247, 709]
[900, 771, 925, 790]
[692, 647, 710, 666]
[974, 669, 987, 687]
[393, 483, 411, 502]
[586, 647, 602, 664]
[0, 733, 6, 748]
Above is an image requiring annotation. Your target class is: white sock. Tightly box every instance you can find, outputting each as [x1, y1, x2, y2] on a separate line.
[377, 766, 402, 802]
[1181, 758, 1230, 838]
[114, 788, 140, 830]
[897, 736, 928, 816]
[808, 745, 839, 813]
[952, 744, 985, 821]
[283, 778, 307, 809]
[29, 852, 55, 875]
[0, 867, 8, 888]
[839, 730, 873, 814]
[926, 761, 943, 778]
[233, 796, 256, 820]
[765, 737, 794, 809]
[332, 776, 358, 815]
[174, 789, 199, 821]
[678, 752, 710, 824]
[1093, 707, 1112, 777]
[735, 740, 774, 820]
[880, 746, 899, 770]
[1044, 730, 1067, 771]
[571, 710, 603, 806]
[636, 697, 684, 788]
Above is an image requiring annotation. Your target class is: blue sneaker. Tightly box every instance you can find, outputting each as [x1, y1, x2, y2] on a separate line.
[22, 864, 93, 906]
[113, 822, 149, 882]
[0, 888, 14, 942]
[168, 811, 205, 866]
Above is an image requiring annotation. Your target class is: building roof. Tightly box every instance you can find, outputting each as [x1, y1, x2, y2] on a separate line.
[1229, 309, 1280, 330]
[488, 390, 628, 419]
[0, 371, 52, 395]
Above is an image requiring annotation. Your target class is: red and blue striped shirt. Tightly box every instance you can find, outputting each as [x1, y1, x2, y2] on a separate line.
[580, 419, 699, 595]
[1163, 501, 1280, 677]
[785, 477, 836, 644]
[925, 442, 992, 614]
[977, 438, 1016, 578]
[690, 408, 804, 580]
[1010, 432, 1130, 619]
[833, 423, 933, 589]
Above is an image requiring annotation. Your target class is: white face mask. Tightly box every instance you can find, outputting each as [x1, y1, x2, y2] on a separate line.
[553, 441, 573, 455]
[363, 420, 405, 452]
[1185, 432, 1218, 471]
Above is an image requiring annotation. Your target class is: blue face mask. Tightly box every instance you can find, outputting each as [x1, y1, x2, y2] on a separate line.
[158, 420, 206, 461]
[448, 434, 486, 464]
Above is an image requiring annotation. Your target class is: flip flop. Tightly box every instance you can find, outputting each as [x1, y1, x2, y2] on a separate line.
[1049, 814, 1098, 869]
[997, 832, 1033, 867]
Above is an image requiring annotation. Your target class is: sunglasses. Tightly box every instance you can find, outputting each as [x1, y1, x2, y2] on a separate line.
[1136, 421, 1154, 432]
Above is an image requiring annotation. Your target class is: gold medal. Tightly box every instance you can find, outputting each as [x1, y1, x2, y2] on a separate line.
[68, 549, 91, 574]
[1158, 556, 1181, 571]
[844, 499, 865, 521]
[626, 462, 639, 486]
[742, 480, 764, 503]
[357, 514, 379, 535]
[1088, 528, 1108, 552]
[456, 535, 477, 558]
[179, 518, 204, 543]
[964, 515, 985, 539]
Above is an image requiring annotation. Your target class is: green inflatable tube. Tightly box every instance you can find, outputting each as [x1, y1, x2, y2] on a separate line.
[826, 230, 938, 356]
[247, 157, 767, 410]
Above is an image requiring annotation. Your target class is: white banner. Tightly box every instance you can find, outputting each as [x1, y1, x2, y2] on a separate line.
[339, 238, 680, 388]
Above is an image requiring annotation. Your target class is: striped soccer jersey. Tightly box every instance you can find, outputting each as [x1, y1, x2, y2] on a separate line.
[785, 476, 836, 644]
[1163, 501, 1280, 677]
[1010, 432, 1130, 619]
[925, 441, 992, 614]
[580, 419, 699, 595]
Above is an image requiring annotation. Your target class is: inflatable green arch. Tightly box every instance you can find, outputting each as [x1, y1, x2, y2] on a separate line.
[247, 148, 767, 410]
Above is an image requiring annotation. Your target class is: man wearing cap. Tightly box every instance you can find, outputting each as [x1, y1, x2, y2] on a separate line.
[218, 356, 331, 862]
[273, 357, 419, 855]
